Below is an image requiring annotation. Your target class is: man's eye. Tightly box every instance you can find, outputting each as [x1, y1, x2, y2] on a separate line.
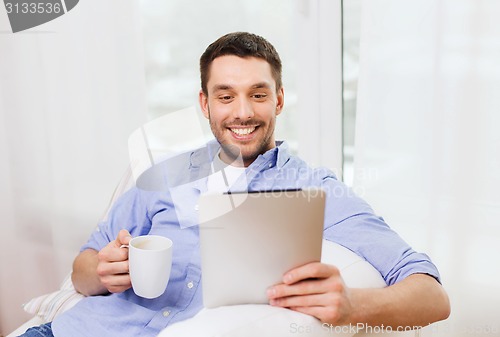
[253, 94, 267, 99]
[219, 96, 232, 101]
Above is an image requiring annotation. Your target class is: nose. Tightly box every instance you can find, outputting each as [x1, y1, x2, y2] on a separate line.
[233, 97, 254, 119]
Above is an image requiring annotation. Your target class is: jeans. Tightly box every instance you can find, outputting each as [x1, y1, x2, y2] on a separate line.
[17, 322, 54, 337]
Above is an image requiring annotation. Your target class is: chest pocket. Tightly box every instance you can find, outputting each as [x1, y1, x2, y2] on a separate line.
[169, 183, 201, 229]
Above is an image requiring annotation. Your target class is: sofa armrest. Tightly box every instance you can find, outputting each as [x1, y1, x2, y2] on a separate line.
[6, 316, 45, 337]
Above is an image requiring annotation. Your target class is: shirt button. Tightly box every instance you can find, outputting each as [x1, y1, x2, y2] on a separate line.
[187, 281, 194, 289]
[194, 204, 199, 211]
[268, 163, 273, 168]
[163, 310, 170, 317]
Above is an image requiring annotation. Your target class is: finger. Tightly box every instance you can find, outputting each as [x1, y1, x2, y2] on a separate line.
[270, 292, 334, 308]
[102, 274, 132, 293]
[98, 244, 129, 263]
[97, 260, 130, 277]
[290, 302, 348, 325]
[290, 305, 323, 318]
[268, 278, 326, 299]
[288, 305, 335, 324]
[102, 273, 131, 286]
[273, 296, 347, 326]
[117, 229, 132, 246]
[283, 262, 339, 285]
[108, 285, 132, 294]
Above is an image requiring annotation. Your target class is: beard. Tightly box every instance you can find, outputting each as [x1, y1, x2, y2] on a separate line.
[208, 112, 277, 167]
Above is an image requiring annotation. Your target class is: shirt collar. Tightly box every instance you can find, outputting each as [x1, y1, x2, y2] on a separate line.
[274, 141, 291, 169]
[189, 139, 219, 169]
[189, 140, 291, 170]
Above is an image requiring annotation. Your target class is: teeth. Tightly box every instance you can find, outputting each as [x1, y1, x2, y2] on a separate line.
[230, 127, 255, 136]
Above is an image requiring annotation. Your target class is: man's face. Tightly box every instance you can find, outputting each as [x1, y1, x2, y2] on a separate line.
[199, 55, 284, 167]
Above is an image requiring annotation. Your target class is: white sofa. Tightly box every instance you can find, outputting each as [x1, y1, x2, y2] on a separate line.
[7, 240, 422, 337]
[7, 154, 420, 337]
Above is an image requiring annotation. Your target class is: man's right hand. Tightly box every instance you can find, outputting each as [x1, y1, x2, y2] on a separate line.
[96, 229, 133, 293]
[72, 229, 133, 296]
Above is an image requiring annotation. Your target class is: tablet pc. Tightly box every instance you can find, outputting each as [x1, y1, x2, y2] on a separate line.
[198, 188, 325, 308]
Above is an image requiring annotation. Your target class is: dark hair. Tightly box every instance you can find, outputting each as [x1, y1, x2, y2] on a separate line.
[200, 32, 282, 95]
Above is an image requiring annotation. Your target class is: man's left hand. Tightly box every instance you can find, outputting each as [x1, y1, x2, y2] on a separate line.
[267, 262, 354, 325]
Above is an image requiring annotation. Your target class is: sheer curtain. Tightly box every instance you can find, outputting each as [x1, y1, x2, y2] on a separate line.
[0, 0, 344, 333]
[354, 0, 500, 336]
[0, 0, 145, 333]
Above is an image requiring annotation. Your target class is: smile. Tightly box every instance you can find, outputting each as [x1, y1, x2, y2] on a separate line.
[229, 127, 256, 136]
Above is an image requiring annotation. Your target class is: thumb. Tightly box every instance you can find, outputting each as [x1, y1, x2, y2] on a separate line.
[117, 229, 132, 246]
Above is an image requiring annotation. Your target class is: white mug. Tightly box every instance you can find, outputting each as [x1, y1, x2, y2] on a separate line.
[128, 235, 173, 299]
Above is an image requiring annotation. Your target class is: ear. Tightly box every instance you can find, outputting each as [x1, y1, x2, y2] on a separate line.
[199, 90, 210, 119]
[275, 87, 284, 116]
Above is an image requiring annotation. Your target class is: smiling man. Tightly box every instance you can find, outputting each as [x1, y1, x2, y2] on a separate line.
[18, 32, 449, 337]
[199, 54, 283, 167]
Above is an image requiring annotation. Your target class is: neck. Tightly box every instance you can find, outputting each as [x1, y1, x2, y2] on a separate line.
[218, 140, 277, 168]
[218, 150, 248, 167]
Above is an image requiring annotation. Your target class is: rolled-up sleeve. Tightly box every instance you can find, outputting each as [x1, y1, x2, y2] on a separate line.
[80, 187, 154, 252]
[320, 176, 441, 285]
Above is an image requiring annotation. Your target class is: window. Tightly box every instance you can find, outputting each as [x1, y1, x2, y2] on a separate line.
[139, 0, 346, 176]
[342, 0, 362, 185]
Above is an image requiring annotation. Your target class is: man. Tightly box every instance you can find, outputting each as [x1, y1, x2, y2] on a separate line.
[19, 32, 450, 337]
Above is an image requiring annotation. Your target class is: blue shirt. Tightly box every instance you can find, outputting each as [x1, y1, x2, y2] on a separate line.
[52, 141, 440, 337]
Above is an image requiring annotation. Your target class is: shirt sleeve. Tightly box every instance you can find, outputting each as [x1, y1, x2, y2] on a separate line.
[320, 175, 441, 285]
[80, 187, 154, 252]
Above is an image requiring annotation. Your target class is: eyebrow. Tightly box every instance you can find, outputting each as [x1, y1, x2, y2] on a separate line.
[250, 82, 272, 89]
[211, 82, 272, 93]
[212, 84, 233, 93]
